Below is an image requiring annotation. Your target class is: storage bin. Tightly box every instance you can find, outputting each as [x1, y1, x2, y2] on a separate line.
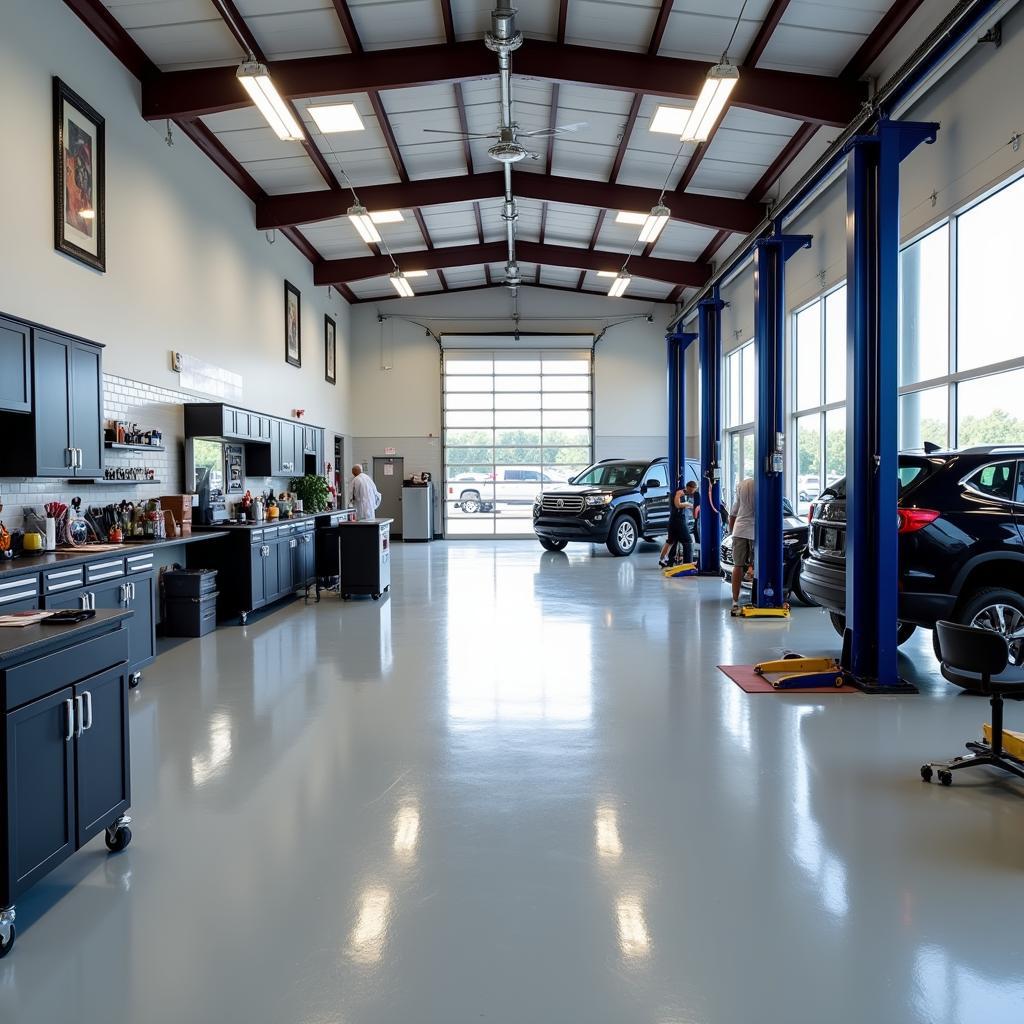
[164, 594, 218, 637]
[163, 568, 218, 599]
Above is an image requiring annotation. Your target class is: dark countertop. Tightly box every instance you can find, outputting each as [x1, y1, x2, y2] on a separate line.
[0, 531, 228, 579]
[0, 609, 131, 667]
[193, 509, 355, 532]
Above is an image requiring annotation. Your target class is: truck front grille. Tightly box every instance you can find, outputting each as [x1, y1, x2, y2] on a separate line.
[541, 495, 585, 514]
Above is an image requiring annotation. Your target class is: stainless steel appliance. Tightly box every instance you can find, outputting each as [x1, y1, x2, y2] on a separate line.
[401, 483, 433, 541]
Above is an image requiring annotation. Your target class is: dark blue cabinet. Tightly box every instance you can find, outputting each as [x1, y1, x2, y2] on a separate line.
[0, 317, 31, 414]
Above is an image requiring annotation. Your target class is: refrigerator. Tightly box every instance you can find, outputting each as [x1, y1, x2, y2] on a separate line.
[401, 483, 433, 541]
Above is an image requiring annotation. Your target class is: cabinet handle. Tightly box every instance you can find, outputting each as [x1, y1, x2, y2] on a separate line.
[130, 581, 136, 601]
[90, 592, 96, 610]
[65, 699, 75, 741]
[82, 691, 93, 732]
[74, 695, 84, 738]
[80, 594, 89, 610]
[77, 448, 83, 467]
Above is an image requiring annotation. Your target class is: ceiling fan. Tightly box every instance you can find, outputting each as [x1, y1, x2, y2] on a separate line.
[423, 121, 588, 163]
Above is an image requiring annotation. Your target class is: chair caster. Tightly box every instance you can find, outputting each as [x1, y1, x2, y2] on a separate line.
[938, 769, 953, 787]
[920, 765, 933, 782]
[240, 612, 249, 625]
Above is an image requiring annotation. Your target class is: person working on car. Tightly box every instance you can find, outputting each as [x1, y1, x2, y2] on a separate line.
[729, 475, 755, 616]
[659, 479, 695, 569]
[350, 464, 382, 522]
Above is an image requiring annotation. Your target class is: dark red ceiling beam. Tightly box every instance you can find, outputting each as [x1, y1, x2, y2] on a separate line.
[315, 240, 707, 287]
[648, 0, 675, 56]
[439, 0, 455, 44]
[843, 0, 927, 80]
[743, 0, 793, 68]
[330, 0, 363, 52]
[256, 171, 762, 233]
[142, 41, 863, 126]
[348, 279, 657, 303]
[557, 0, 569, 43]
[62, 0, 157, 79]
[608, 93, 642, 184]
[577, 209, 606, 290]
[454, 83, 474, 174]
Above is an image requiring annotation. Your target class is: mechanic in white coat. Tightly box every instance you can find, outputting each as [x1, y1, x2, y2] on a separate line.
[350, 464, 382, 521]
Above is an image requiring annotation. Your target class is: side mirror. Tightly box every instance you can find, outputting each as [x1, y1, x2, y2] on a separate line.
[644, 479, 661, 490]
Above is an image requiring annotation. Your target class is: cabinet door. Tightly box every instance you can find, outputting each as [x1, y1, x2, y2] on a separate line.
[222, 407, 237, 437]
[126, 573, 155, 672]
[304, 533, 316, 584]
[33, 331, 73, 476]
[71, 341, 103, 477]
[263, 541, 280, 600]
[0, 317, 32, 413]
[43, 585, 90, 611]
[4, 687, 76, 902]
[75, 668, 130, 846]
[277, 536, 294, 594]
[249, 543, 266, 609]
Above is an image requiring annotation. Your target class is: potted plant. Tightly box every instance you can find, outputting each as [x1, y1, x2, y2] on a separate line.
[290, 474, 331, 513]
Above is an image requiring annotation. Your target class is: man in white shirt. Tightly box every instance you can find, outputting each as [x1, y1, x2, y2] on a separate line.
[729, 475, 755, 616]
[350, 465, 382, 521]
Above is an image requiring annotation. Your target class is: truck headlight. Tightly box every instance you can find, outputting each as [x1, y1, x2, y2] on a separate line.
[585, 494, 612, 506]
[534, 493, 543, 505]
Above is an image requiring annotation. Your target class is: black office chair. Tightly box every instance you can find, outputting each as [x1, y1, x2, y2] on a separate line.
[921, 620, 1024, 786]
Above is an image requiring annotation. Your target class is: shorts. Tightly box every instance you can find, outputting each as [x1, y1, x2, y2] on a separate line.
[732, 537, 754, 570]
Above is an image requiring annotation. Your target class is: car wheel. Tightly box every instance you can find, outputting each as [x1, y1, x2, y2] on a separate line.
[950, 587, 1024, 667]
[830, 611, 915, 645]
[460, 492, 481, 514]
[606, 515, 639, 557]
[828, 611, 846, 638]
[539, 538, 567, 552]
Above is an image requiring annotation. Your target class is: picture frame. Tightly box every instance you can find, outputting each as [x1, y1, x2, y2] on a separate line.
[324, 315, 337, 385]
[284, 281, 301, 367]
[53, 78, 105, 272]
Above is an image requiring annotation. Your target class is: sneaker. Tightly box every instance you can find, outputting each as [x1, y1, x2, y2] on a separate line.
[730, 602, 741, 617]
[658, 559, 669, 568]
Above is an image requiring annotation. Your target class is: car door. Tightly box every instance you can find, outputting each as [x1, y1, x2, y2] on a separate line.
[642, 463, 671, 529]
[1014, 461, 1024, 544]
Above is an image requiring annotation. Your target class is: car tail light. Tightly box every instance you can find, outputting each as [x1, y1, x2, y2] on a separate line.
[898, 508, 939, 533]
[807, 503, 815, 524]
[448, 486, 453, 495]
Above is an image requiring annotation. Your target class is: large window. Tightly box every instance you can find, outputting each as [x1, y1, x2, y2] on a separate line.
[443, 350, 592, 537]
[724, 341, 755, 504]
[899, 174, 1024, 449]
[791, 286, 846, 513]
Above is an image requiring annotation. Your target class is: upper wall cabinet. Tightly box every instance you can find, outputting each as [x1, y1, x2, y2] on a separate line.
[0, 317, 32, 414]
[0, 329, 104, 478]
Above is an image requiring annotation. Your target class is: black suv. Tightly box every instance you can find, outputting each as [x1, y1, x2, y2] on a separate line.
[721, 497, 810, 604]
[532, 457, 700, 556]
[802, 446, 1024, 663]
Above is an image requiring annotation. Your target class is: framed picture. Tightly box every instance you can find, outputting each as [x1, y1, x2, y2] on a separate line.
[324, 315, 337, 385]
[53, 78, 105, 272]
[284, 281, 301, 367]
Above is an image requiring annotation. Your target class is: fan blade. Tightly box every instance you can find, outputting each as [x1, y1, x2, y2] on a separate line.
[521, 121, 588, 137]
[422, 129, 496, 139]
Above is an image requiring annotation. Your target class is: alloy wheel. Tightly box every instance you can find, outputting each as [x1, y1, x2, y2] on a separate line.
[970, 603, 1024, 666]
[617, 520, 636, 551]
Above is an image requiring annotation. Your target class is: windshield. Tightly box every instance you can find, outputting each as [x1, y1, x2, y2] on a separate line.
[571, 462, 646, 488]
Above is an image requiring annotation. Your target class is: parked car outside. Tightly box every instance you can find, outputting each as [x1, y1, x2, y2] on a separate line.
[532, 457, 700, 556]
[801, 446, 1024, 662]
[450, 467, 567, 513]
[798, 476, 821, 502]
[720, 497, 810, 604]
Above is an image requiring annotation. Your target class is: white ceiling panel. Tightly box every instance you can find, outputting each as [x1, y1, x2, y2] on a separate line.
[538, 265, 580, 287]
[324, 149, 401, 187]
[348, 0, 446, 50]
[232, 1, 351, 59]
[542, 203, 601, 248]
[595, 217, 641, 256]
[550, 139, 617, 182]
[656, 0, 772, 62]
[442, 266, 487, 287]
[650, 221, 719, 261]
[246, 157, 330, 195]
[378, 86, 470, 178]
[421, 203, 480, 246]
[102, 0, 241, 69]
[757, 20, 871, 76]
[564, 0, 661, 54]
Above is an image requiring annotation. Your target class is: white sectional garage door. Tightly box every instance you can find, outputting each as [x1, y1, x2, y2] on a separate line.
[442, 349, 593, 537]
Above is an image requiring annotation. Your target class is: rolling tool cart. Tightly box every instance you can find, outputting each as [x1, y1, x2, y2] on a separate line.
[337, 518, 393, 600]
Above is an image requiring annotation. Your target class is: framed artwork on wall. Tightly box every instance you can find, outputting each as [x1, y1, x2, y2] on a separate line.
[325, 315, 337, 385]
[53, 78, 105, 272]
[284, 281, 301, 367]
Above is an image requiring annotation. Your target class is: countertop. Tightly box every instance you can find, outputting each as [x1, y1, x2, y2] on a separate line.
[0, 608, 131, 667]
[192, 509, 355, 532]
[0, 531, 228, 579]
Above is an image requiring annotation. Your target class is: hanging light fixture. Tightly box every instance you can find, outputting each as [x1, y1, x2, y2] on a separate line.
[637, 204, 670, 244]
[348, 204, 382, 245]
[236, 61, 304, 142]
[389, 270, 414, 298]
[607, 271, 631, 298]
[679, 62, 739, 142]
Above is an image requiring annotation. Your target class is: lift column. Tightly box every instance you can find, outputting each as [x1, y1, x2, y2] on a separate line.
[843, 119, 937, 690]
[752, 231, 811, 609]
[667, 329, 698, 496]
[698, 289, 725, 576]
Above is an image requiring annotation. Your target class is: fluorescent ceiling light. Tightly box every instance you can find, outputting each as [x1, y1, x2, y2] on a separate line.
[348, 204, 382, 244]
[403, 270, 428, 278]
[236, 61, 304, 142]
[615, 211, 649, 226]
[637, 204, 670, 244]
[649, 105, 690, 136]
[390, 270, 414, 298]
[307, 103, 365, 133]
[369, 210, 403, 224]
[596, 271, 618, 278]
[608, 271, 631, 298]
[679, 62, 738, 142]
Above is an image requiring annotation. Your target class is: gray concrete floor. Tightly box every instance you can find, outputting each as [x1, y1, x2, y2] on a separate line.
[2, 541, 1023, 1024]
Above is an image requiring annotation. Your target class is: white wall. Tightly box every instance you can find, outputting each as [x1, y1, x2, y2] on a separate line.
[347, 286, 677, 521]
[0, 0, 351, 437]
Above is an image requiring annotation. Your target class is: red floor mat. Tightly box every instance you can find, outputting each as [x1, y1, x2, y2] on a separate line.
[718, 663, 859, 694]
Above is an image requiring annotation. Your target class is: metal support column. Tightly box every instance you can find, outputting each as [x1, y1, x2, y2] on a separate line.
[698, 289, 725, 576]
[752, 231, 811, 609]
[667, 330, 697, 493]
[843, 119, 937, 691]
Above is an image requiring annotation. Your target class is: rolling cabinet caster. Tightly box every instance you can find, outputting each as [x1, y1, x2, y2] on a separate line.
[0, 907, 15, 958]
[129, 672, 142, 689]
[920, 765, 933, 783]
[938, 770, 953, 787]
[240, 611, 249, 625]
[105, 815, 133, 853]
[372, 593, 380, 600]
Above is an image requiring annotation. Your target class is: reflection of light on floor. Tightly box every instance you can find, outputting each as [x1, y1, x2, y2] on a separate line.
[379, 599, 393, 675]
[348, 887, 392, 965]
[616, 895, 650, 960]
[595, 804, 622, 860]
[393, 803, 420, 859]
[446, 555, 592, 724]
[720, 679, 751, 753]
[913, 943, 1024, 1021]
[191, 711, 232, 787]
[790, 706, 848, 919]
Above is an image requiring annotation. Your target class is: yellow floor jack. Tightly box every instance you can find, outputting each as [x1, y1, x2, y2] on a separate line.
[753, 654, 845, 689]
[735, 604, 791, 618]
[663, 562, 698, 578]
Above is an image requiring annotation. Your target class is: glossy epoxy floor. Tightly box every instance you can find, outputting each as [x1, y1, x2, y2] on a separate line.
[3, 542, 1024, 1024]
